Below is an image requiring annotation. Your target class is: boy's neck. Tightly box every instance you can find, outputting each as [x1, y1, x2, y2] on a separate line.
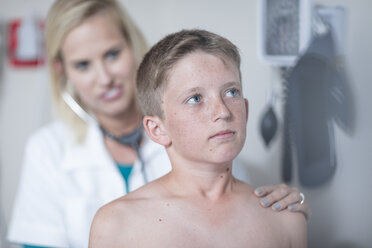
[165, 160, 236, 201]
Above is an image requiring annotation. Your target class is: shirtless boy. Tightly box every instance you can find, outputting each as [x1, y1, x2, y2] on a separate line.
[89, 29, 307, 248]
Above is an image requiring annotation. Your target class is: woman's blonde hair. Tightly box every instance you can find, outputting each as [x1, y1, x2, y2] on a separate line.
[45, 0, 148, 142]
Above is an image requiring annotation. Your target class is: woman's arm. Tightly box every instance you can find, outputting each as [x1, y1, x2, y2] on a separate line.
[8, 127, 68, 247]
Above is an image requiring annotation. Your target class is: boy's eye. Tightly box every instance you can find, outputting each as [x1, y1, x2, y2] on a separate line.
[225, 88, 240, 98]
[106, 49, 120, 60]
[74, 61, 89, 71]
[186, 94, 202, 104]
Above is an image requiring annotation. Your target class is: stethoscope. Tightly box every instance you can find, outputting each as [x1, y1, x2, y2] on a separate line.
[62, 91, 148, 184]
[99, 123, 148, 184]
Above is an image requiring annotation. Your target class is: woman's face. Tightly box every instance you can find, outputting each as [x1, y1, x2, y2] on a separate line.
[61, 13, 137, 120]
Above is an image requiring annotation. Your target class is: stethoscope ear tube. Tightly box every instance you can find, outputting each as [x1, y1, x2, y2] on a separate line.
[62, 90, 148, 185]
[62, 90, 96, 123]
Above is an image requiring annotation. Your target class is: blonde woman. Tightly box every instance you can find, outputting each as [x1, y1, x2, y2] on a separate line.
[8, 0, 309, 247]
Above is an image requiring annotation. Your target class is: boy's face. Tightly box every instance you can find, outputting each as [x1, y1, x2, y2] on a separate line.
[160, 51, 248, 165]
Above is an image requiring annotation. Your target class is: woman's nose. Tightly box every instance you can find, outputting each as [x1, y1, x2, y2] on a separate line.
[95, 62, 112, 86]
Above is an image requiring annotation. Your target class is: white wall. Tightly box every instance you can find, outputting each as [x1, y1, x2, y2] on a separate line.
[0, 0, 371, 247]
[0, 1, 54, 247]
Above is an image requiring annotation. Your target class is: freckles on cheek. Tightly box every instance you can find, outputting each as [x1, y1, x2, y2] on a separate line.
[168, 116, 186, 137]
[169, 115, 197, 140]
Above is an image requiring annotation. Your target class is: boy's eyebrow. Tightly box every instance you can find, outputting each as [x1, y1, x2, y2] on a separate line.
[176, 86, 203, 101]
[220, 81, 242, 90]
[175, 80, 241, 100]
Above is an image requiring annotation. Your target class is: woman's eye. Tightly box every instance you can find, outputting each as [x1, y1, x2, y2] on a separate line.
[74, 61, 89, 71]
[225, 88, 240, 98]
[186, 94, 202, 104]
[106, 50, 120, 60]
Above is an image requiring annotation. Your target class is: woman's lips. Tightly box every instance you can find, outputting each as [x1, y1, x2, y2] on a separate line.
[101, 86, 123, 101]
[209, 130, 236, 140]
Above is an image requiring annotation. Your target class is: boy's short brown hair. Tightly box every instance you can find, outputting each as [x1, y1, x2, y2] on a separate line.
[136, 29, 241, 119]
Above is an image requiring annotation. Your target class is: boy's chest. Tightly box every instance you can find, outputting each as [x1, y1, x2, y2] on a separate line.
[136, 218, 289, 248]
[134, 200, 290, 248]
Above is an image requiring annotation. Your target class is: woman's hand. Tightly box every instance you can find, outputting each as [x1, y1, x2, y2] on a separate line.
[254, 184, 311, 219]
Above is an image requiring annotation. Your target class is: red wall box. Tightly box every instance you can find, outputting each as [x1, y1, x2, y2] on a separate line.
[8, 19, 45, 67]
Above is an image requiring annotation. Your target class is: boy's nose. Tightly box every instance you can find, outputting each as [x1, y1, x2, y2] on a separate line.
[211, 97, 231, 122]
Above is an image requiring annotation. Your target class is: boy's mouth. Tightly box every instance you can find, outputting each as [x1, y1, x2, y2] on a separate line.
[209, 130, 236, 140]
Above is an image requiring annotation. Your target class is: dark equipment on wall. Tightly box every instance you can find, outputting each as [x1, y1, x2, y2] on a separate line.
[260, 99, 278, 147]
[257, 1, 354, 187]
[283, 29, 354, 187]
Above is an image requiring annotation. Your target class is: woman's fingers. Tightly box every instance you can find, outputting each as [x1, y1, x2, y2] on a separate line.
[288, 200, 312, 219]
[255, 184, 294, 207]
[254, 184, 311, 219]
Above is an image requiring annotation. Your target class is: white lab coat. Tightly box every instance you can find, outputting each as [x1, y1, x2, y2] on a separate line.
[8, 120, 250, 248]
[7, 121, 171, 247]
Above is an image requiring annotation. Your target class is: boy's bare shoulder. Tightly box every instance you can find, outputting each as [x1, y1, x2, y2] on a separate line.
[95, 179, 165, 220]
[234, 181, 307, 247]
[89, 181, 165, 247]
[276, 208, 307, 247]
[258, 200, 307, 247]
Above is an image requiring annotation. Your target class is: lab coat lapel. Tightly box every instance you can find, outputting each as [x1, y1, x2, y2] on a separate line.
[62, 122, 113, 171]
[60, 122, 125, 198]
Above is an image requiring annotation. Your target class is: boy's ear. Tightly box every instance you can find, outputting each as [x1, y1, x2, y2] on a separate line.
[244, 98, 249, 122]
[143, 116, 171, 147]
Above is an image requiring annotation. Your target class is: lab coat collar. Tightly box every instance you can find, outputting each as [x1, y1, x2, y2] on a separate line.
[61, 121, 162, 172]
[61, 121, 111, 171]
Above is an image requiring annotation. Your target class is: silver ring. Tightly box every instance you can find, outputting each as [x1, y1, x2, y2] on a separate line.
[299, 192, 305, 205]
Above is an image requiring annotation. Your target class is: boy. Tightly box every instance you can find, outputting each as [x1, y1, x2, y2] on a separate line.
[89, 29, 307, 247]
